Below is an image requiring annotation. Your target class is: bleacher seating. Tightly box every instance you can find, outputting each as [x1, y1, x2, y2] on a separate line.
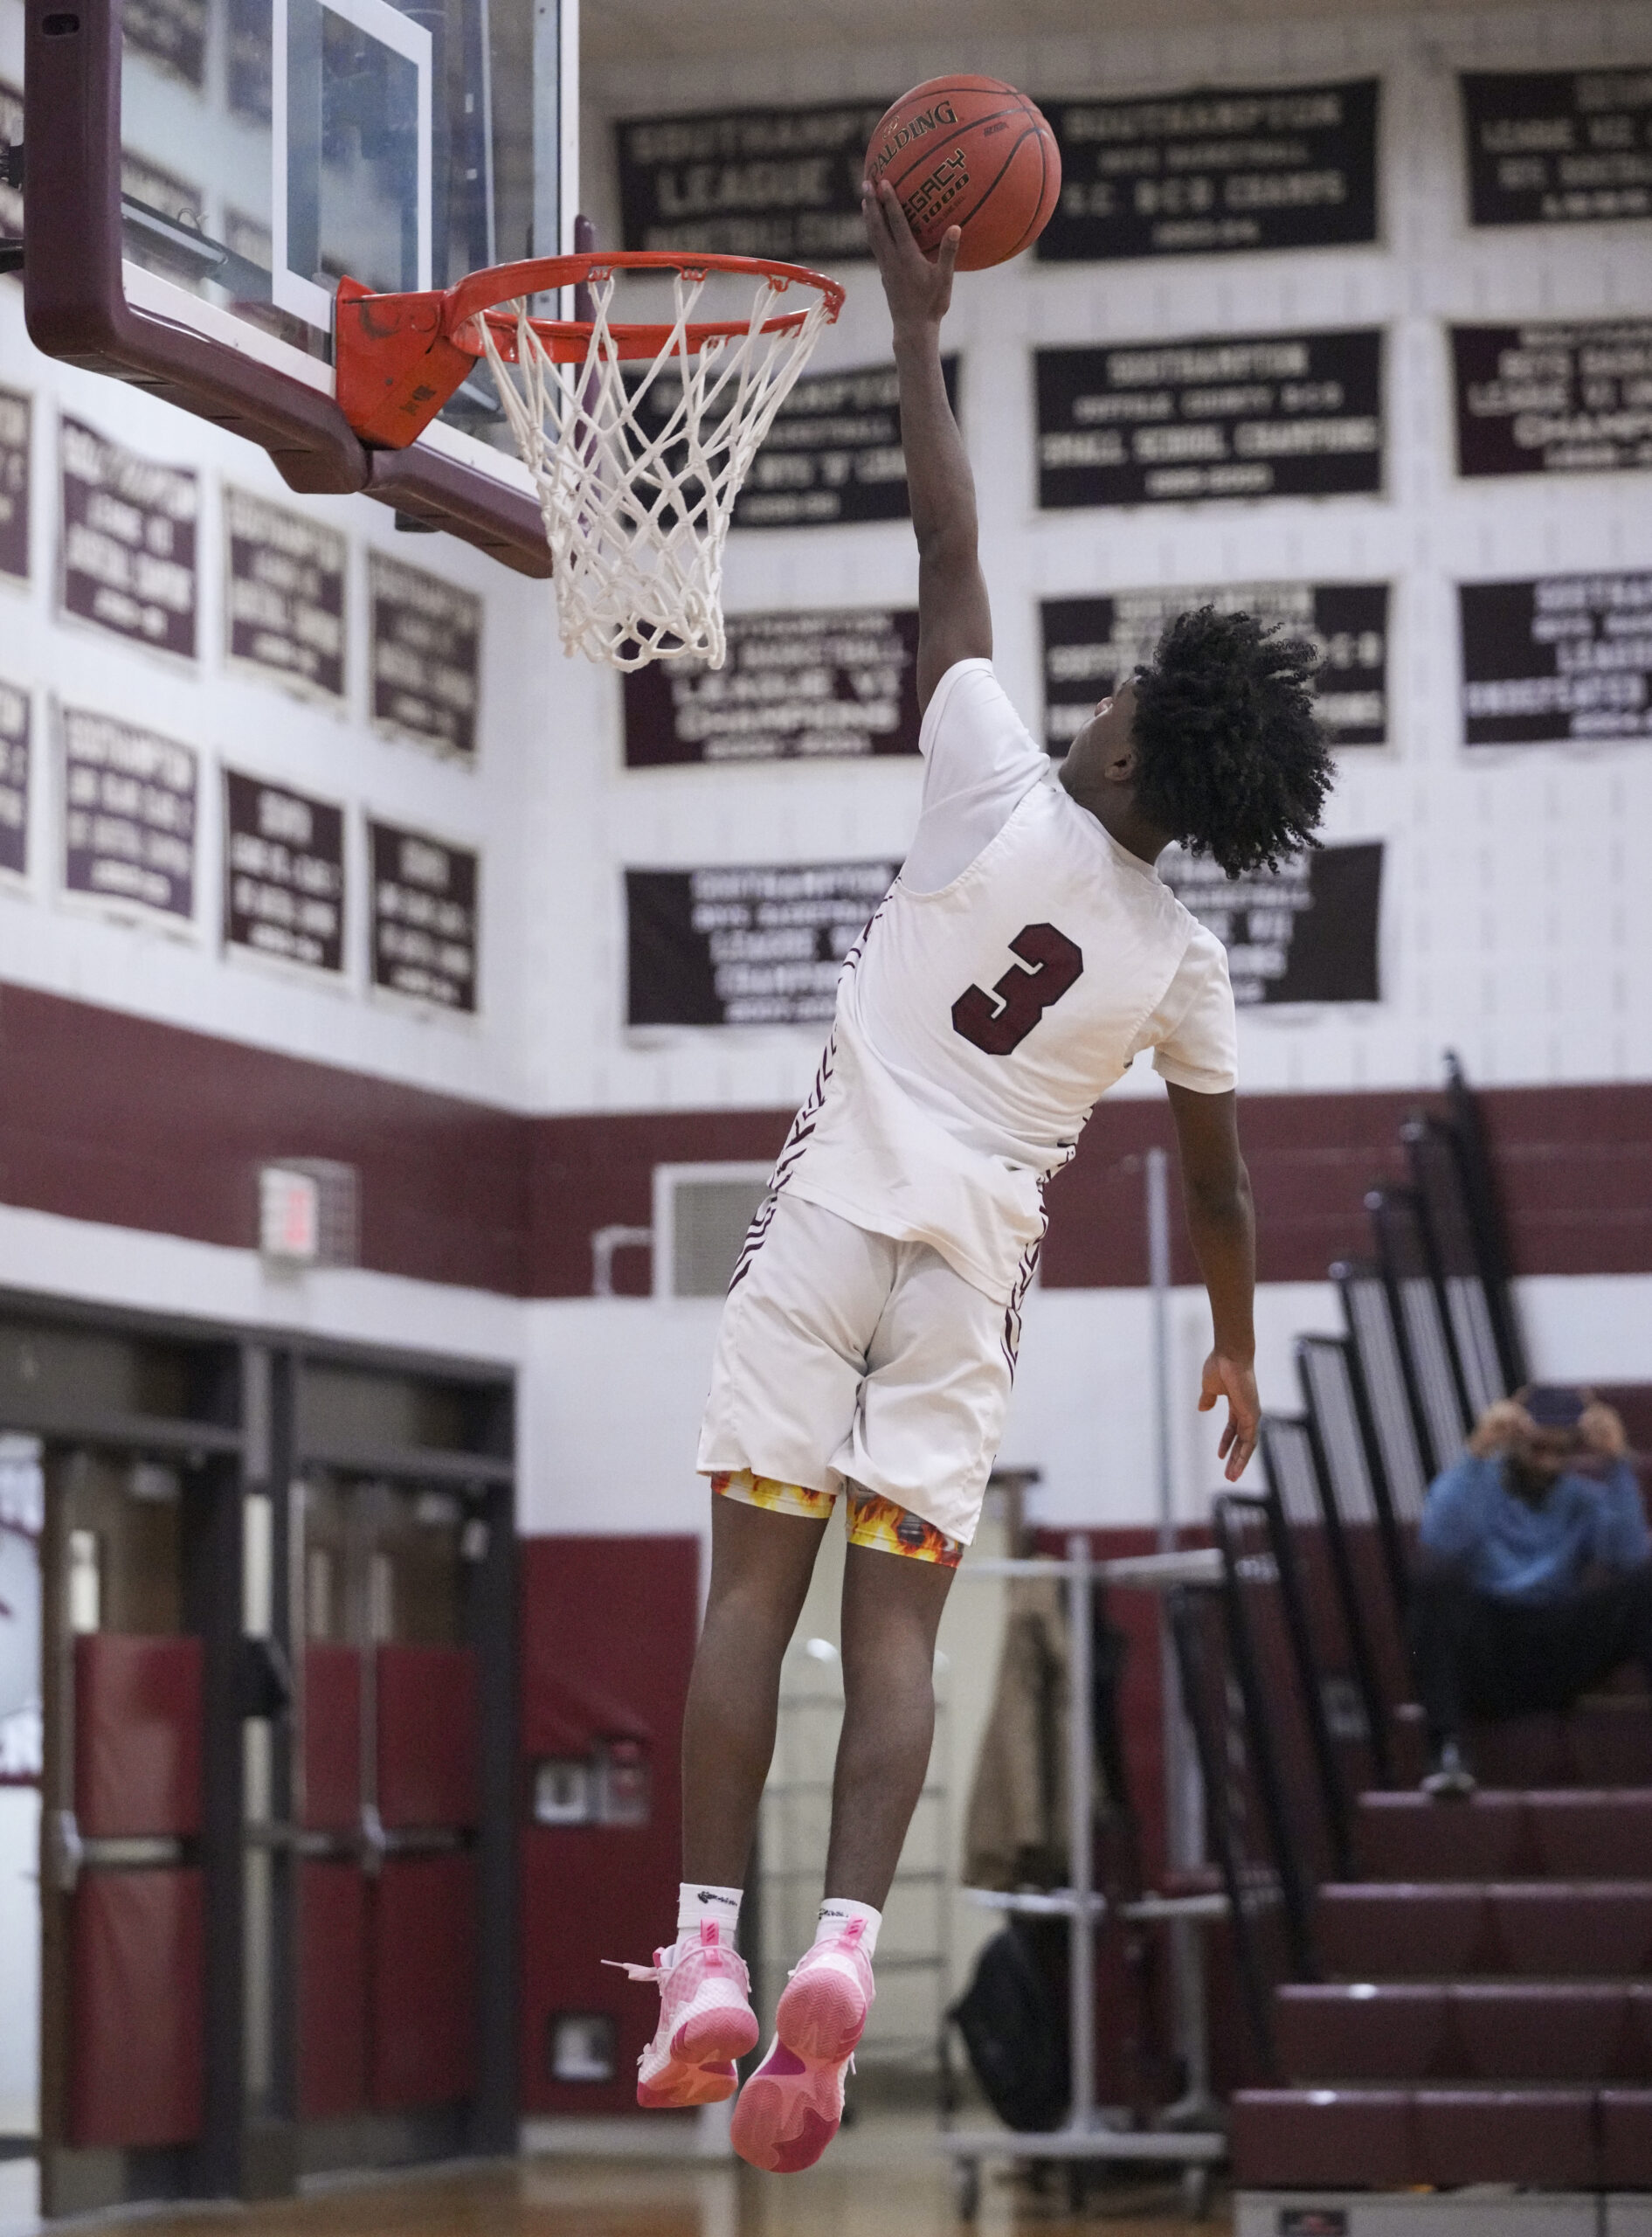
[1192, 1056, 1652, 2198]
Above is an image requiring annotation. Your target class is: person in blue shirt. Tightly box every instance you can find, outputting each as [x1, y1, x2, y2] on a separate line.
[1412, 1385, 1648, 1797]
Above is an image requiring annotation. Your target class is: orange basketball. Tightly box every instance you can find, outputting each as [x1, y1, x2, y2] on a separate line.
[865, 75, 1061, 271]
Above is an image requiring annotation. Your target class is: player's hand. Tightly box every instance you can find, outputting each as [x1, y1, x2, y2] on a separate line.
[861, 176, 959, 330]
[1199, 1349, 1259, 1482]
[1579, 1398, 1628, 1459]
[1469, 1397, 1530, 1458]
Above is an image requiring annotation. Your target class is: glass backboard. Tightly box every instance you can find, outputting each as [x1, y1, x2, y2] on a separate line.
[118, 0, 572, 432]
[16, 0, 577, 561]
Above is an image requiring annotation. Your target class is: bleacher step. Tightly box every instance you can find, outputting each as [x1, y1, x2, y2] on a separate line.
[1278, 1980, 1652, 2083]
[1390, 1699, 1652, 1791]
[1236, 2189, 1652, 2236]
[1235, 2085, 1652, 2190]
[1355, 1789, 1652, 1881]
[1319, 1880, 1652, 1977]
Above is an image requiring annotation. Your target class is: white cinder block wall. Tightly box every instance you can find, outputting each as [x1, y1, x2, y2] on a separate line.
[570, 0, 1652, 1112]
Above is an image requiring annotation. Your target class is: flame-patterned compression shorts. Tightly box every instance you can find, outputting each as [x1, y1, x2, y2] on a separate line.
[712, 1468, 964, 1568]
[696, 1194, 1014, 1553]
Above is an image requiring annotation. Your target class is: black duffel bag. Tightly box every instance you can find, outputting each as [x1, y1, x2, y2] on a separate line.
[948, 1918, 1069, 2132]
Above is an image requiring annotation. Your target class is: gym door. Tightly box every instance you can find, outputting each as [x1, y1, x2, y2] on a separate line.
[295, 1475, 482, 2134]
[0, 1436, 43, 2165]
[39, 1445, 212, 2213]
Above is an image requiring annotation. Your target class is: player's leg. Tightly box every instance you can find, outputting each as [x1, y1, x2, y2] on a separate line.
[730, 1494, 964, 2172]
[681, 1482, 830, 1887]
[617, 1481, 828, 2113]
[732, 1239, 1001, 2173]
[826, 1509, 959, 1901]
[626, 1196, 890, 2114]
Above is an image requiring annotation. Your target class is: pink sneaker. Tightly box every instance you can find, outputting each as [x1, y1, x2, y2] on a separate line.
[608, 1922, 759, 2109]
[729, 1919, 874, 2172]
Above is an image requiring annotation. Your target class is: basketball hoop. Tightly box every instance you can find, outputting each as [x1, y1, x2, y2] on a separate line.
[335, 253, 845, 670]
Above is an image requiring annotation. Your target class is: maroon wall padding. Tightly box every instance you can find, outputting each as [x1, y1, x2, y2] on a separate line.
[518, 1535, 697, 2115]
[370, 1853, 476, 2109]
[376, 1645, 479, 1830]
[297, 1860, 369, 2121]
[0, 981, 528, 1293]
[302, 1645, 362, 1834]
[6, 982, 1652, 1292]
[69, 1867, 204, 2147]
[74, 1635, 203, 1839]
[530, 1083, 1652, 1292]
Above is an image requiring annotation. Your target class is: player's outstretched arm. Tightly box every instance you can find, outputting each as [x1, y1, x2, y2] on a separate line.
[862, 178, 992, 711]
[1165, 1084, 1260, 1482]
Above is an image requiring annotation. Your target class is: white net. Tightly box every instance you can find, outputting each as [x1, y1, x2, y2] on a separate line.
[479, 265, 835, 671]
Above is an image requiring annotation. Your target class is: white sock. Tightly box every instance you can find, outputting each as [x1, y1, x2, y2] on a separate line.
[815, 1897, 881, 1958]
[677, 1880, 743, 1943]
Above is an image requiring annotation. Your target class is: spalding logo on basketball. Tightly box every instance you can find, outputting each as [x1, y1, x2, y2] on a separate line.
[865, 75, 1061, 271]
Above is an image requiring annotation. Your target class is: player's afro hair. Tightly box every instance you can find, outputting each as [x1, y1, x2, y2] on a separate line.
[1130, 606, 1334, 878]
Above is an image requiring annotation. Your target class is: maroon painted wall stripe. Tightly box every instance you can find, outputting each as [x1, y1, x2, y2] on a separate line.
[0, 982, 528, 1294]
[3, 982, 1649, 1297]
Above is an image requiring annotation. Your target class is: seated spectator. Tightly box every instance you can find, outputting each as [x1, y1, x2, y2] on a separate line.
[1412, 1387, 1648, 1797]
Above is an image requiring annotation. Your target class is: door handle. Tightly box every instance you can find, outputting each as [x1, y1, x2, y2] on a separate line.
[45, 1808, 84, 1894]
[359, 1803, 387, 1877]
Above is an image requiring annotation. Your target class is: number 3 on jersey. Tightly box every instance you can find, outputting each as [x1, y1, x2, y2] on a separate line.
[951, 923, 1084, 1056]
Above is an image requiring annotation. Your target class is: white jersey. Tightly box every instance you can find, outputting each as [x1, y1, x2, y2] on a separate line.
[774, 660, 1239, 1306]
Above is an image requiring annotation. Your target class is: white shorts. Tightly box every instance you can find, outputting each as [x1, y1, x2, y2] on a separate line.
[695, 1192, 1013, 1547]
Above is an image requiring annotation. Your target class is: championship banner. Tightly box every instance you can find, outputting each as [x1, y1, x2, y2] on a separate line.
[631, 357, 958, 530]
[1460, 573, 1652, 746]
[1039, 78, 1379, 261]
[1041, 584, 1388, 752]
[368, 819, 479, 1013]
[627, 861, 896, 1028]
[615, 99, 891, 261]
[1037, 329, 1383, 509]
[224, 770, 346, 973]
[59, 416, 197, 659]
[1461, 69, 1652, 228]
[368, 552, 481, 760]
[622, 608, 921, 765]
[225, 488, 347, 704]
[1452, 322, 1652, 479]
[60, 705, 197, 925]
[0, 385, 28, 582]
[1159, 840, 1383, 1008]
[0, 681, 27, 880]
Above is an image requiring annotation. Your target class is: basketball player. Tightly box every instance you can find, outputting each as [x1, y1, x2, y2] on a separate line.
[619, 181, 1336, 2173]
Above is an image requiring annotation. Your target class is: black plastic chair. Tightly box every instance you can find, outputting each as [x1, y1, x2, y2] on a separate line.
[1258, 1411, 1391, 1788]
[1335, 1254, 1437, 1536]
[1167, 1582, 1284, 2072]
[1403, 1112, 1510, 1419]
[1296, 1333, 1414, 1739]
[1365, 1184, 1473, 1476]
[1442, 1050, 1529, 1392]
[1213, 1490, 1344, 1946]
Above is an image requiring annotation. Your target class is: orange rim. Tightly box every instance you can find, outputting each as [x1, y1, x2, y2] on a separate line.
[441, 250, 845, 366]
